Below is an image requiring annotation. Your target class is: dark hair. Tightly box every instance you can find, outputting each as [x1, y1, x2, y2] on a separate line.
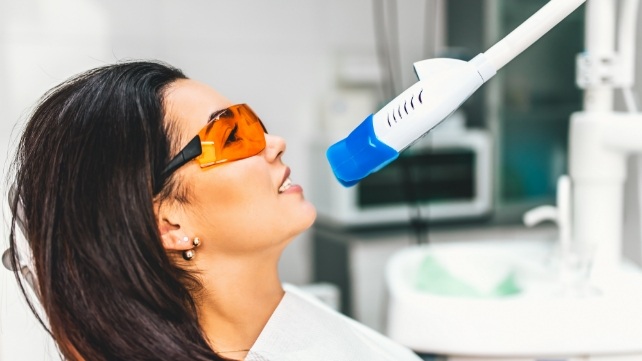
[7, 61, 229, 360]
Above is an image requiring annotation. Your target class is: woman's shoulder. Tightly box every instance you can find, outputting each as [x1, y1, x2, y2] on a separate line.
[245, 283, 423, 361]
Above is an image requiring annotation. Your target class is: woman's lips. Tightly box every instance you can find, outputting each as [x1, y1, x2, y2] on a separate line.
[281, 183, 302, 194]
[278, 167, 303, 194]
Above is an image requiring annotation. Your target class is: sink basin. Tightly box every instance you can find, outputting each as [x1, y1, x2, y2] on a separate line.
[385, 239, 642, 357]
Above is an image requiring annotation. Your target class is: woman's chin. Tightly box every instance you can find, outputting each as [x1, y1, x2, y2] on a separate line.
[300, 202, 317, 229]
[283, 205, 317, 240]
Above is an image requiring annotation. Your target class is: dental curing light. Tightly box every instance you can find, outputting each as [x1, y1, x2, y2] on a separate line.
[327, 0, 586, 186]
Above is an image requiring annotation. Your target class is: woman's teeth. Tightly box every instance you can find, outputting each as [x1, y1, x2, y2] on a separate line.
[279, 178, 292, 193]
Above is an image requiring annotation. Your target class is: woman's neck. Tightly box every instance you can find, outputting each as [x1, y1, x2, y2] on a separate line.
[195, 252, 285, 358]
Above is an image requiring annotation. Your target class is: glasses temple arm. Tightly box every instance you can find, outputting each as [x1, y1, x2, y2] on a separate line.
[158, 136, 202, 187]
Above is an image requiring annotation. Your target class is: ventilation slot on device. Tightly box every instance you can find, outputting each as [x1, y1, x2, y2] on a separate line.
[387, 88, 424, 127]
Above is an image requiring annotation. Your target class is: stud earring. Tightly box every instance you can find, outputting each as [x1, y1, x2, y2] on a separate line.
[183, 249, 195, 260]
[182, 237, 201, 261]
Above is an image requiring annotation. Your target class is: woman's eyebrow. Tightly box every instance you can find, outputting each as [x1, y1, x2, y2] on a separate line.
[208, 108, 227, 122]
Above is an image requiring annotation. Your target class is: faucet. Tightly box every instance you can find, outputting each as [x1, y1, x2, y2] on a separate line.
[524, 175, 600, 296]
[523, 175, 572, 252]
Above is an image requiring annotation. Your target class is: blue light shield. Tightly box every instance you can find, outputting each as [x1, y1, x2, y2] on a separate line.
[326, 114, 399, 187]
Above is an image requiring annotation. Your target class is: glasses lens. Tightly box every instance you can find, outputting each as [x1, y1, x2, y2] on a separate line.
[196, 104, 266, 167]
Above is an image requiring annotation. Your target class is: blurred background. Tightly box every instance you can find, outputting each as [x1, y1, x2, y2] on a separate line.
[1, 0, 642, 360]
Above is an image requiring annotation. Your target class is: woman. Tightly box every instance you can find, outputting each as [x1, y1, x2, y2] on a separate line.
[7, 61, 423, 361]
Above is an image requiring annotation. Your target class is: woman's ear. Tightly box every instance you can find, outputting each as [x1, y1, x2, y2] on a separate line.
[155, 203, 193, 251]
[158, 218, 193, 251]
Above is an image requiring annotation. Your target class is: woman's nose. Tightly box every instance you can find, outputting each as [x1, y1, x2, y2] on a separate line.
[263, 133, 286, 162]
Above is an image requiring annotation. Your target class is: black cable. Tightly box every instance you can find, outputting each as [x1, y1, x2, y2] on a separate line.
[400, 153, 429, 245]
[385, 0, 402, 95]
[372, 0, 395, 100]
[423, 0, 439, 60]
[374, 0, 433, 244]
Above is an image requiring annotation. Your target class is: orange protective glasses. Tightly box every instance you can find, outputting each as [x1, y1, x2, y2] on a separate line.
[159, 104, 267, 183]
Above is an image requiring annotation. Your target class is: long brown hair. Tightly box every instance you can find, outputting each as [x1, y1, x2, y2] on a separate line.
[7, 61, 229, 360]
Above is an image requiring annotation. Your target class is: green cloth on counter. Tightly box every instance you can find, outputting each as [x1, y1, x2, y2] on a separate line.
[415, 255, 521, 298]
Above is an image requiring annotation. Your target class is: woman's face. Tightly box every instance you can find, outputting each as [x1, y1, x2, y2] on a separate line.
[163, 79, 316, 256]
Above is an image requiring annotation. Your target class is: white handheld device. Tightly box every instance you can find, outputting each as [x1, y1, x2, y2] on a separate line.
[327, 0, 586, 186]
